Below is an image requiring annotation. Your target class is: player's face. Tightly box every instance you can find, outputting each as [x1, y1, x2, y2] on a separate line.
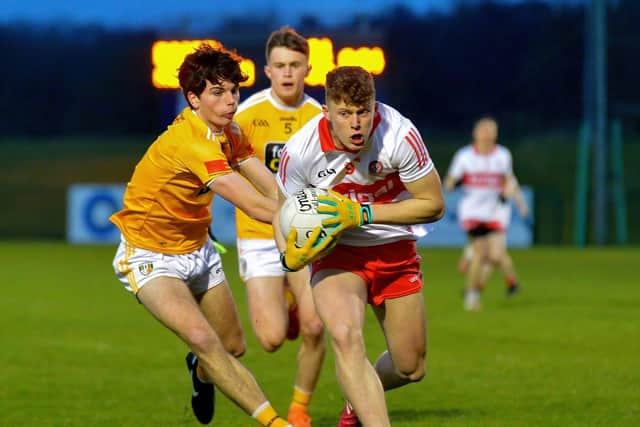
[265, 47, 310, 107]
[323, 99, 376, 152]
[473, 120, 498, 146]
[189, 79, 240, 132]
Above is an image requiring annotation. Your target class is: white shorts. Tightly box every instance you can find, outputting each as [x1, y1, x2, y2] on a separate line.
[112, 236, 226, 295]
[237, 238, 284, 281]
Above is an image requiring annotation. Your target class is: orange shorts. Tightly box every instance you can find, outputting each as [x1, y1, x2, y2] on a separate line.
[311, 240, 423, 306]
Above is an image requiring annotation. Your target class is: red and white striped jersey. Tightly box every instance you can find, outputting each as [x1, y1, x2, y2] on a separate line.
[277, 102, 434, 246]
[446, 144, 513, 228]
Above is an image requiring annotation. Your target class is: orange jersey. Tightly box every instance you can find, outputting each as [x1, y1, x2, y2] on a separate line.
[110, 107, 254, 254]
[234, 89, 321, 239]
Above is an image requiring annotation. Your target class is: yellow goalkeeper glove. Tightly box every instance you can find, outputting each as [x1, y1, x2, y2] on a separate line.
[317, 190, 373, 232]
[280, 226, 339, 272]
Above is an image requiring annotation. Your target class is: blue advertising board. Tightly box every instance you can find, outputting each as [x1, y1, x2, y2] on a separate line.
[67, 184, 125, 244]
[67, 184, 533, 247]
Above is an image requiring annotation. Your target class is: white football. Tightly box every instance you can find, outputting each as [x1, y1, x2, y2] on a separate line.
[279, 188, 333, 248]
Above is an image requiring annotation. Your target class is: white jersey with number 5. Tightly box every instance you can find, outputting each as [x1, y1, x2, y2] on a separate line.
[276, 102, 434, 247]
[447, 144, 513, 229]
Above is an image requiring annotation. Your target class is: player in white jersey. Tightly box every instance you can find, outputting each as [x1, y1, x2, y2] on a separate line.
[274, 66, 445, 427]
[233, 27, 325, 427]
[444, 117, 529, 311]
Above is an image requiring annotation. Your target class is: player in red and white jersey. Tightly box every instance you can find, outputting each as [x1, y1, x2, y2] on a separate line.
[274, 66, 445, 427]
[444, 117, 529, 311]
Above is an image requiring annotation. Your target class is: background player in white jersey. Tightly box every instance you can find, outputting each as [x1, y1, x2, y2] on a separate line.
[274, 66, 445, 427]
[233, 27, 325, 427]
[444, 117, 529, 311]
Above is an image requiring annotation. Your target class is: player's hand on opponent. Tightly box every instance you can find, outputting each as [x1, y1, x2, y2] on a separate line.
[317, 190, 373, 232]
[280, 227, 339, 272]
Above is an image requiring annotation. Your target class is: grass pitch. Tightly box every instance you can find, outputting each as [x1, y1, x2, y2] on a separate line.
[1, 243, 638, 426]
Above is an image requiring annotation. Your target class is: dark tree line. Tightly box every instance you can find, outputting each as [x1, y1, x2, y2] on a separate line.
[1, 0, 638, 138]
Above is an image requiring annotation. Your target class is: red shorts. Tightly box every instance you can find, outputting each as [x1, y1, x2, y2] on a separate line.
[311, 240, 423, 306]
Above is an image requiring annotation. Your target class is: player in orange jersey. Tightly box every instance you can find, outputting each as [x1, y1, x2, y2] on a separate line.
[233, 27, 325, 427]
[110, 44, 292, 427]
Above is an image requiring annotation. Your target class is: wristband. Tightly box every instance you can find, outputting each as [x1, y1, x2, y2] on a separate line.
[360, 204, 374, 225]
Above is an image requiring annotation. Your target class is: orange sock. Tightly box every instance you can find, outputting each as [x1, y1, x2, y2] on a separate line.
[289, 386, 312, 411]
[253, 402, 290, 427]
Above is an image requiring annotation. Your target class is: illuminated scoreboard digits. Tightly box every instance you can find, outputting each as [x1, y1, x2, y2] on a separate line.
[151, 38, 386, 89]
[305, 37, 336, 87]
[305, 38, 386, 86]
[336, 46, 386, 75]
[151, 40, 256, 89]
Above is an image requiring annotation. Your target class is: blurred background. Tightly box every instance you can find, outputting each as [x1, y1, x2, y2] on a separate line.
[2, 0, 637, 246]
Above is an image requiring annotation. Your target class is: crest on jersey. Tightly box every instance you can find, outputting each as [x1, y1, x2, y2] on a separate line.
[368, 160, 384, 175]
[138, 262, 154, 276]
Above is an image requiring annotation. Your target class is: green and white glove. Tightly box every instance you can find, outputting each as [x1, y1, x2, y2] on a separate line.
[317, 190, 373, 233]
[280, 227, 339, 272]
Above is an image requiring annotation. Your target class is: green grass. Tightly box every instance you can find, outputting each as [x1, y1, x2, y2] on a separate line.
[1, 243, 638, 426]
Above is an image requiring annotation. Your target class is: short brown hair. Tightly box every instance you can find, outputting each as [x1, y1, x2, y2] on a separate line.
[325, 66, 375, 106]
[265, 26, 309, 62]
[475, 116, 497, 127]
[178, 44, 248, 106]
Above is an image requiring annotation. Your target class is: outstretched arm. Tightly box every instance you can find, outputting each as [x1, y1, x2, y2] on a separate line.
[209, 172, 277, 224]
[236, 157, 279, 201]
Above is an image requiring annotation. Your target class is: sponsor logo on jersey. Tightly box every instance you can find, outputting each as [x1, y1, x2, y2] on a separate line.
[138, 262, 154, 276]
[463, 172, 505, 188]
[252, 118, 269, 127]
[317, 168, 337, 178]
[265, 142, 285, 173]
[333, 172, 404, 203]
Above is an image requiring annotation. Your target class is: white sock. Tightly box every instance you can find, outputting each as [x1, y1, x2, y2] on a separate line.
[465, 289, 480, 305]
[464, 245, 474, 261]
